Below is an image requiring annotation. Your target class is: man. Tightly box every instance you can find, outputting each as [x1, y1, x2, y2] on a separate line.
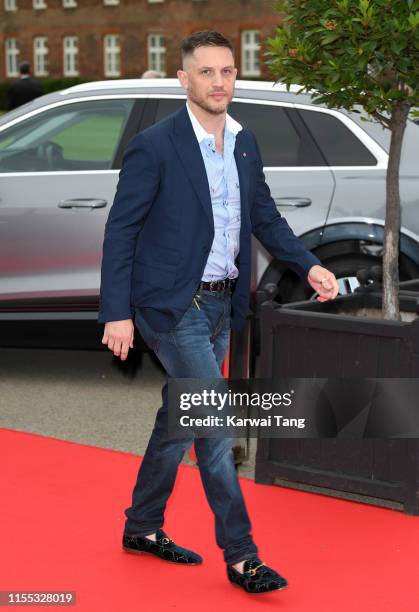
[141, 70, 161, 78]
[99, 31, 339, 594]
[6, 62, 44, 111]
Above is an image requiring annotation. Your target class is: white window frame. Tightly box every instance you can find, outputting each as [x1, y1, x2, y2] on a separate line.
[63, 36, 79, 76]
[63, 0, 77, 7]
[241, 30, 261, 77]
[5, 39, 19, 77]
[104, 35, 120, 77]
[0, 96, 142, 177]
[34, 36, 48, 76]
[147, 34, 166, 77]
[33, 0, 47, 9]
[148, 0, 164, 4]
[103, 0, 119, 5]
[5, 0, 17, 11]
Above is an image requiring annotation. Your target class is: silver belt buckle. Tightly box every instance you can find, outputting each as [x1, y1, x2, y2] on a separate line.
[209, 280, 217, 292]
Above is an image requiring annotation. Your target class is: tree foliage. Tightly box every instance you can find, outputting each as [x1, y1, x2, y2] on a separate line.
[267, 0, 419, 320]
[267, 0, 418, 126]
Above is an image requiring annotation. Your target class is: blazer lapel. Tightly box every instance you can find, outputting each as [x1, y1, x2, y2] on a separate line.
[234, 131, 251, 229]
[169, 106, 214, 231]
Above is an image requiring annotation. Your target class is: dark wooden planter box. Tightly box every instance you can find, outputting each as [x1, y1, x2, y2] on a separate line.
[255, 283, 419, 514]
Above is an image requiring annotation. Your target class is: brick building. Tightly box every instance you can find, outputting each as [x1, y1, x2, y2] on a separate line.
[0, 0, 280, 81]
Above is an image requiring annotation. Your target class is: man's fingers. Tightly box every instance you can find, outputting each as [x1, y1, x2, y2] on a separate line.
[319, 274, 339, 300]
[308, 266, 339, 301]
[316, 277, 339, 301]
[113, 340, 122, 356]
[321, 278, 333, 289]
[119, 340, 131, 361]
[102, 321, 134, 358]
[113, 339, 130, 360]
[105, 335, 132, 360]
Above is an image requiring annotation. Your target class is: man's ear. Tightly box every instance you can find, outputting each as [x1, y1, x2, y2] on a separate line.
[177, 69, 188, 90]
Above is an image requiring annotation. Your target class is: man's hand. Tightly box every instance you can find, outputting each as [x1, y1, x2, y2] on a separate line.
[307, 265, 339, 302]
[102, 319, 134, 361]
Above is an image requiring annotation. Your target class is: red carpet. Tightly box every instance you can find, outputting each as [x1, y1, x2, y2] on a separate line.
[1, 428, 418, 611]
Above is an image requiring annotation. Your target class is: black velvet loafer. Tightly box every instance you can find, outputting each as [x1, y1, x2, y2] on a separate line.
[227, 557, 288, 594]
[122, 528, 203, 565]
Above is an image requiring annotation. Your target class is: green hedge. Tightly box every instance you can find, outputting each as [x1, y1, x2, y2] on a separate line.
[0, 77, 91, 111]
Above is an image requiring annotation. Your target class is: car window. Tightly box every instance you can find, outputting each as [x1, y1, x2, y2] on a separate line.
[155, 98, 324, 167]
[298, 109, 377, 166]
[154, 98, 185, 124]
[0, 98, 134, 172]
[229, 102, 324, 166]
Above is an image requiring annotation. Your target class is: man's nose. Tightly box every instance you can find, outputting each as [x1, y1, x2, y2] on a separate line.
[213, 71, 224, 86]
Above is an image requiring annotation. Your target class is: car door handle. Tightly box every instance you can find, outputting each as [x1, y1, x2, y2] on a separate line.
[58, 198, 107, 209]
[274, 197, 312, 208]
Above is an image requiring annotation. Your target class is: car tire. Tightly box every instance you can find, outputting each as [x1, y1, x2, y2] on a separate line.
[275, 254, 416, 304]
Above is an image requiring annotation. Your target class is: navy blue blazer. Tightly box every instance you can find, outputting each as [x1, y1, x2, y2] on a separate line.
[98, 104, 321, 332]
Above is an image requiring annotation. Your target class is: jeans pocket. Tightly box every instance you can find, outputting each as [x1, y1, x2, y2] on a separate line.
[174, 296, 201, 328]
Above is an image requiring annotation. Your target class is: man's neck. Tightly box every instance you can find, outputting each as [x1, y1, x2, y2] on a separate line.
[187, 99, 226, 139]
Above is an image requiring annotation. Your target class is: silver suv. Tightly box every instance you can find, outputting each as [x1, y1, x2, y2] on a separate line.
[1, 79, 418, 329]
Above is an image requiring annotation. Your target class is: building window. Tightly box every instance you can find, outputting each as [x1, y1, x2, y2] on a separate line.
[33, 0, 47, 9]
[148, 0, 164, 3]
[63, 0, 77, 7]
[63, 36, 79, 76]
[5, 0, 17, 11]
[241, 30, 261, 77]
[148, 34, 166, 76]
[103, 0, 119, 4]
[104, 35, 120, 77]
[5, 39, 19, 76]
[34, 37, 48, 76]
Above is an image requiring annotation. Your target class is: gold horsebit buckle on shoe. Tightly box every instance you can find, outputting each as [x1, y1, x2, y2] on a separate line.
[247, 563, 266, 577]
[161, 537, 172, 545]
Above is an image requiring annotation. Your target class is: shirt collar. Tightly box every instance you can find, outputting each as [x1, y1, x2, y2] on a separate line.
[186, 102, 242, 144]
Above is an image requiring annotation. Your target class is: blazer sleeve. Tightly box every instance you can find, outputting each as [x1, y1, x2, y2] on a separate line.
[98, 132, 160, 323]
[249, 132, 321, 284]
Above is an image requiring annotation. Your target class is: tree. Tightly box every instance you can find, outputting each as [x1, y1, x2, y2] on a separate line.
[266, 0, 419, 319]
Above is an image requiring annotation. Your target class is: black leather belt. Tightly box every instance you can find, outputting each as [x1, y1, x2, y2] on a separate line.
[199, 278, 236, 292]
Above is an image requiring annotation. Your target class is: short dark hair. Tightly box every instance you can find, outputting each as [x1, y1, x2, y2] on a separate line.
[19, 61, 31, 75]
[181, 31, 234, 62]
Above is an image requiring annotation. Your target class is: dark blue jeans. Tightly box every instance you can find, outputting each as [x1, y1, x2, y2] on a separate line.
[124, 287, 259, 565]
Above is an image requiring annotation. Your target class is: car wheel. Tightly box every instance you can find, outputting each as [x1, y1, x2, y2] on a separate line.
[275, 255, 414, 304]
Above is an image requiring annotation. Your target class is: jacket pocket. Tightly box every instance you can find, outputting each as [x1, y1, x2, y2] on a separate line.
[135, 244, 181, 268]
[132, 262, 176, 289]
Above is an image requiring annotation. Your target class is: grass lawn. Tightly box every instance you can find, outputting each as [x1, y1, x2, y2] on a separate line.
[51, 116, 124, 160]
[0, 114, 125, 161]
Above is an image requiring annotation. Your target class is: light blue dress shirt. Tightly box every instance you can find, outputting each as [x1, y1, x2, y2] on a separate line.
[186, 103, 242, 282]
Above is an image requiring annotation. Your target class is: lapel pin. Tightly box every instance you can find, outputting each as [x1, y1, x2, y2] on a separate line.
[243, 152, 247, 157]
